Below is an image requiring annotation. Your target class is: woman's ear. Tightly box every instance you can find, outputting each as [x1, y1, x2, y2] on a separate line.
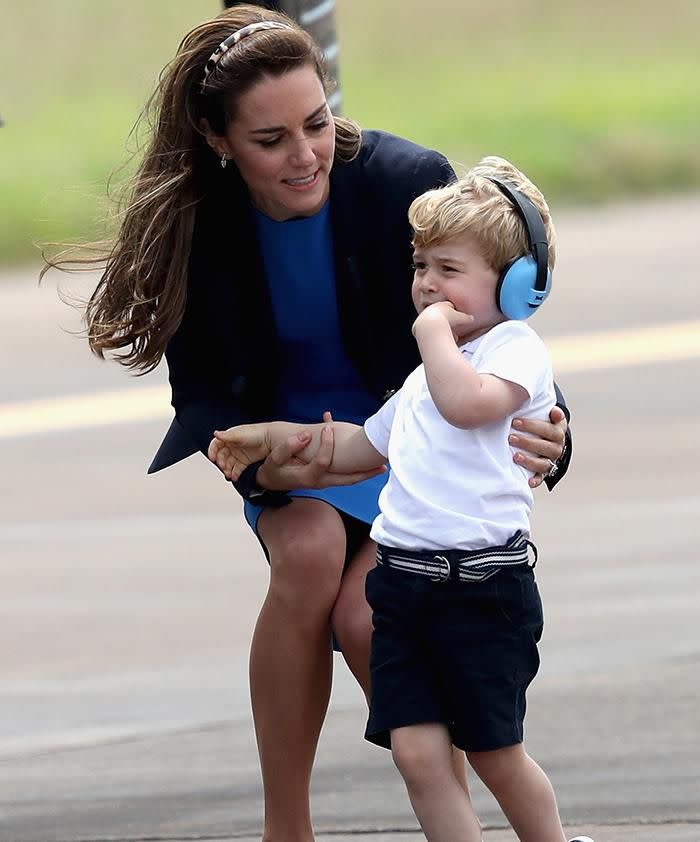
[199, 118, 229, 158]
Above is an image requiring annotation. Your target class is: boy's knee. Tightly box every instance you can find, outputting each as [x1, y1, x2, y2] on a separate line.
[391, 730, 449, 790]
[467, 743, 524, 787]
[392, 743, 426, 788]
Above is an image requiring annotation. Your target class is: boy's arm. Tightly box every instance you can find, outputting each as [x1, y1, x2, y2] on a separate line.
[209, 419, 386, 484]
[413, 304, 528, 428]
[257, 422, 385, 488]
[208, 421, 301, 479]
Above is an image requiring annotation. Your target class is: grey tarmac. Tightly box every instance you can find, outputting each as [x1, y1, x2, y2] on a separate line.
[1, 195, 699, 841]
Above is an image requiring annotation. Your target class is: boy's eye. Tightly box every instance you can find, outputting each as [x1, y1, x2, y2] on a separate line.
[412, 261, 426, 271]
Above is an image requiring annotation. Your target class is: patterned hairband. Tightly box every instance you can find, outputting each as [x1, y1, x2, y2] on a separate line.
[200, 21, 294, 93]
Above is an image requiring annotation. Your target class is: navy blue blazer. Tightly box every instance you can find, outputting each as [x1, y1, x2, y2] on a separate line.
[148, 130, 571, 492]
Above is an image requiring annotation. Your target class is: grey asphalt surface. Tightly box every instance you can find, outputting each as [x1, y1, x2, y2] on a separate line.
[1, 195, 699, 841]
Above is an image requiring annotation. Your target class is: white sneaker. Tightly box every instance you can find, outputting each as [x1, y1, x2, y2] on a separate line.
[568, 837, 594, 842]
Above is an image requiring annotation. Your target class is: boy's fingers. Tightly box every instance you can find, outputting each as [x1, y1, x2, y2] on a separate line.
[209, 439, 227, 463]
[216, 448, 232, 472]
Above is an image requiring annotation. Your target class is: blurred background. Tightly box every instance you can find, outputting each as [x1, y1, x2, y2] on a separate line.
[1, 3, 700, 840]
[2, 0, 700, 264]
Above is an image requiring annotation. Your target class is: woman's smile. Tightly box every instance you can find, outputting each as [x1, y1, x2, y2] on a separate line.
[283, 170, 320, 189]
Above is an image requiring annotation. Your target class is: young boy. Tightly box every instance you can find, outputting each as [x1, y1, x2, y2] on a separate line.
[209, 157, 592, 842]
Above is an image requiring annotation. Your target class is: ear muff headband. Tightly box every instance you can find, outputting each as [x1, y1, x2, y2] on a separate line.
[486, 177, 549, 294]
[485, 177, 552, 320]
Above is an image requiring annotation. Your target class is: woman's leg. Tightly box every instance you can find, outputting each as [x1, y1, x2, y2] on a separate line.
[253, 499, 348, 842]
[331, 538, 472, 794]
[391, 724, 482, 842]
[330, 535, 375, 699]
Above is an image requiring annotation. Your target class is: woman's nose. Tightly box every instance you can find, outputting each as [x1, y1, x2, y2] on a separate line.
[290, 136, 316, 167]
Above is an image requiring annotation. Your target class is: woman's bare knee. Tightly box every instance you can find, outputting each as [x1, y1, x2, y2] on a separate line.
[259, 500, 347, 607]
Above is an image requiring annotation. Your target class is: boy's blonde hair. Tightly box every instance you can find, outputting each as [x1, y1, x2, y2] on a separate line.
[409, 156, 556, 274]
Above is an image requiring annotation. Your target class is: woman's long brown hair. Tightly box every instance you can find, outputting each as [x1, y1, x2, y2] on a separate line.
[43, 4, 361, 373]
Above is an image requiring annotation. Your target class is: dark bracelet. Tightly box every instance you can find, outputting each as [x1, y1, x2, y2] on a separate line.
[241, 459, 266, 496]
[234, 459, 291, 507]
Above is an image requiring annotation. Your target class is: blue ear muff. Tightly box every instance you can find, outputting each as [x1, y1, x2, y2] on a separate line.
[496, 255, 552, 321]
[487, 177, 552, 321]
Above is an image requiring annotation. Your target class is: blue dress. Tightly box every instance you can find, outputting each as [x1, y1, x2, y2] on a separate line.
[243, 202, 388, 533]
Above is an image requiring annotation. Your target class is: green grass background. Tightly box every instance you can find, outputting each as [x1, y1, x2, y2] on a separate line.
[2, 0, 699, 264]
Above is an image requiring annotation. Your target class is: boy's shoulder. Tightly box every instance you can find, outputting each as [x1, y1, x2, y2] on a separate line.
[468, 320, 546, 352]
[466, 321, 553, 381]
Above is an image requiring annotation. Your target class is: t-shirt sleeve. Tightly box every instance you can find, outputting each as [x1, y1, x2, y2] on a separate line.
[363, 391, 399, 458]
[471, 322, 553, 401]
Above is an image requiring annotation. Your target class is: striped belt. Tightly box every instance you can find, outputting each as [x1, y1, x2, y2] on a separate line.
[376, 531, 537, 583]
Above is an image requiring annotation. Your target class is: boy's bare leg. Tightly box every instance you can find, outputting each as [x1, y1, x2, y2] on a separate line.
[331, 544, 472, 799]
[468, 743, 566, 842]
[391, 723, 482, 842]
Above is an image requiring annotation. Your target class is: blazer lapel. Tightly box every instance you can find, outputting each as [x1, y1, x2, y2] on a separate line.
[192, 172, 279, 417]
[329, 157, 377, 391]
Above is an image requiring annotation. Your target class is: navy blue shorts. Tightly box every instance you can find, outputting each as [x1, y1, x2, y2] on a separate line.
[364, 557, 544, 753]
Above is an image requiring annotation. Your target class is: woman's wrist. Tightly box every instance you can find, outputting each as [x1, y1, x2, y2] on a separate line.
[544, 426, 572, 491]
[237, 459, 267, 498]
[254, 460, 269, 492]
[233, 459, 291, 507]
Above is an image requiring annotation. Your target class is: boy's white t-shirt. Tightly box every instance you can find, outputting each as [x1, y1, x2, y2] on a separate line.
[363, 320, 556, 551]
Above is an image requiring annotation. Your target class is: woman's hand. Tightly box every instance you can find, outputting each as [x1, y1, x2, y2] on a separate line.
[510, 405, 568, 488]
[256, 414, 386, 491]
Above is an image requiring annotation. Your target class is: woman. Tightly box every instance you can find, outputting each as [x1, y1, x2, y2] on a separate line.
[63, 6, 570, 839]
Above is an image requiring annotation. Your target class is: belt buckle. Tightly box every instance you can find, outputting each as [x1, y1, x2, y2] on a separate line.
[430, 554, 451, 582]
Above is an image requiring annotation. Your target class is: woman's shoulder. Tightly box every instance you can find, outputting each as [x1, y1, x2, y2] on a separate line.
[340, 130, 455, 211]
[358, 129, 454, 180]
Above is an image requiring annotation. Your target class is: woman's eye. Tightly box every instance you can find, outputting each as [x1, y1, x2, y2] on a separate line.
[308, 120, 329, 132]
[259, 136, 282, 148]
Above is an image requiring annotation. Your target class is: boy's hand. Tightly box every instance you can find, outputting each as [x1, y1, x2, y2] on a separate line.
[208, 424, 273, 480]
[412, 301, 474, 343]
